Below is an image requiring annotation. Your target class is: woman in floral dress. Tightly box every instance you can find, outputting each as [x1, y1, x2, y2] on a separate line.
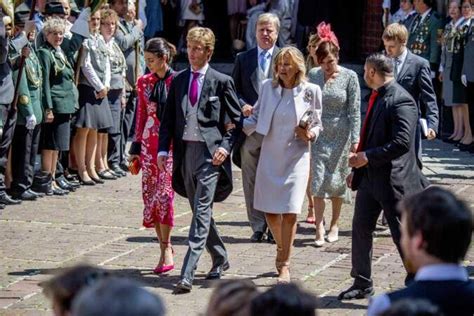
[129, 38, 176, 274]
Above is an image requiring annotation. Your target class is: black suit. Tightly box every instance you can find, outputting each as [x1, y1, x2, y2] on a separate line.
[159, 66, 241, 283]
[350, 81, 428, 288]
[396, 50, 439, 168]
[231, 46, 278, 234]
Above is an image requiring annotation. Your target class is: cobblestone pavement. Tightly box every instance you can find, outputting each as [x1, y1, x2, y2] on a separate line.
[0, 139, 473, 316]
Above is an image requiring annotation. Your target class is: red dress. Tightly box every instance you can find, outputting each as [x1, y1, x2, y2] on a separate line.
[133, 72, 174, 227]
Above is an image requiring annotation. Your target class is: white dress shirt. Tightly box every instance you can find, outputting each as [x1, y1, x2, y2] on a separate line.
[257, 45, 275, 78]
[394, 47, 408, 78]
[367, 264, 469, 316]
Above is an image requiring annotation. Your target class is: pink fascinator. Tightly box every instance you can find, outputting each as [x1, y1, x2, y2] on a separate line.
[316, 22, 339, 48]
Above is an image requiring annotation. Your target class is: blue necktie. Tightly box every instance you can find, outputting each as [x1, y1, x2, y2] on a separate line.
[259, 50, 269, 73]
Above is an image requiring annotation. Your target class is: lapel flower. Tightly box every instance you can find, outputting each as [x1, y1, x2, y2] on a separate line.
[303, 88, 314, 104]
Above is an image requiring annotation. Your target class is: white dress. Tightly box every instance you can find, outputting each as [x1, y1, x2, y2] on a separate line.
[254, 88, 311, 214]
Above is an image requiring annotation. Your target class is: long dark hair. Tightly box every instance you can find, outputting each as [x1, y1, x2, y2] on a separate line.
[145, 38, 176, 64]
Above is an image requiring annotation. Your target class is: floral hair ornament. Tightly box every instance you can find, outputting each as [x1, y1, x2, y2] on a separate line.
[316, 22, 339, 48]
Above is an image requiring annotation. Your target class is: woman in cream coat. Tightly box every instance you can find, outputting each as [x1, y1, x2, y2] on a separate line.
[244, 46, 322, 283]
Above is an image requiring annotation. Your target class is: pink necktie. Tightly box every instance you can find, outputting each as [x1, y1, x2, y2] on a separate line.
[189, 72, 200, 106]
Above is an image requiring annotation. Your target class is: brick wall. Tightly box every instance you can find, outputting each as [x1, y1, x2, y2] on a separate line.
[361, 0, 384, 57]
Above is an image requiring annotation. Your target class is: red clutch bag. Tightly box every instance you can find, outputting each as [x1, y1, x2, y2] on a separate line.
[128, 157, 141, 175]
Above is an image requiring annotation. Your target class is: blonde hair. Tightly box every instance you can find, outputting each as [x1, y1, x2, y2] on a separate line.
[272, 46, 307, 87]
[306, 33, 322, 70]
[187, 26, 216, 52]
[382, 23, 409, 44]
[101, 8, 118, 23]
[43, 17, 66, 35]
[256, 13, 280, 33]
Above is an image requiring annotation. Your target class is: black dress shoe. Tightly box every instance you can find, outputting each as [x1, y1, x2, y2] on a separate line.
[206, 261, 230, 280]
[119, 162, 130, 173]
[56, 177, 75, 192]
[0, 194, 22, 205]
[250, 231, 265, 243]
[267, 230, 275, 244]
[110, 165, 126, 177]
[15, 190, 37, 201]
[173, 279, 192, 294]
[52, 187, 68, 196]
[65, 179, 81, 189]
[337, 285, 374, 300]
[27, 189, 45, 198]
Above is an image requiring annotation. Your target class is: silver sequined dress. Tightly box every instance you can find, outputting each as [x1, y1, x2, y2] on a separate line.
[308, 66, 360, 202]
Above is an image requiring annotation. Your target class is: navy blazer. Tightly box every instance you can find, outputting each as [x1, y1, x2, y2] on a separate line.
[351, 81, 428, 200]
[231, 46, 279, 167]
[158, 66, 242, 202]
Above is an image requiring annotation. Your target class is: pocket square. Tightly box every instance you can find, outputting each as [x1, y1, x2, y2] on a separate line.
[209, 96, 219, 101]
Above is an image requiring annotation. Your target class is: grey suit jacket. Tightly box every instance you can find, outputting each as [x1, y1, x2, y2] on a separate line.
[397, 50, 439, 132]
[463, 19, 474, 82]
[159, 66, 242, 202]
[115, 19, 143, 90]
[0, 20, 14, 105]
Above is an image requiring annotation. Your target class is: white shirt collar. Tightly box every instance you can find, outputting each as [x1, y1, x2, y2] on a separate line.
[190, 63, 209, 76]
[407, 10, 417, 17]
[420, 8, 432, 22]
[415, 264, 469, 282]
[396, 48, 408, 65]
[257, 45, 275, 58]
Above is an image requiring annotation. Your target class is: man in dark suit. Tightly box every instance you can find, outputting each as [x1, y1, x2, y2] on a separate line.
[368, 187, 474, 316]
[232, 13, 280, 243]
[109, 0, 144, 176]
[0, 11, 23, 208]
[158, 27, 241, 294]
[383, 23, 438, 168]
[338, 53, 428, 300]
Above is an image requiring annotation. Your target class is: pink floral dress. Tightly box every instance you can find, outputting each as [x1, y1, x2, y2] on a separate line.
[131, 71, 174, 227]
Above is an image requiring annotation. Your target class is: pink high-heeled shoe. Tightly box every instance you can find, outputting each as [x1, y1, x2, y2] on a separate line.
[153, 264, 174, 274]
[154, 241, 174, 274]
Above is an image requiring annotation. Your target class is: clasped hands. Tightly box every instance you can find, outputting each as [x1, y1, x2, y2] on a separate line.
[348, 151, 368, 169]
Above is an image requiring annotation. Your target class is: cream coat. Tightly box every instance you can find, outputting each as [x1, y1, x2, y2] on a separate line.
[243, 79, 323, 139]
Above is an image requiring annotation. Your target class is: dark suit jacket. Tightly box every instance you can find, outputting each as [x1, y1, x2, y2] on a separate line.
[0, 20, 14, 105]
[351, 81, 428, 201]
[231, 46, 278, 167]
[397, 50, 439, 132]
[158, 66, 242, 202]
[387, 280, 474, 316]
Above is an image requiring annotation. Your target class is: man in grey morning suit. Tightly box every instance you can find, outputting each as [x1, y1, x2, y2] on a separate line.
[383, 23, 439, 168]
[109, 0, 144, 176]
[231, 13, 280, 243]
[158, 27, 241, 294]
